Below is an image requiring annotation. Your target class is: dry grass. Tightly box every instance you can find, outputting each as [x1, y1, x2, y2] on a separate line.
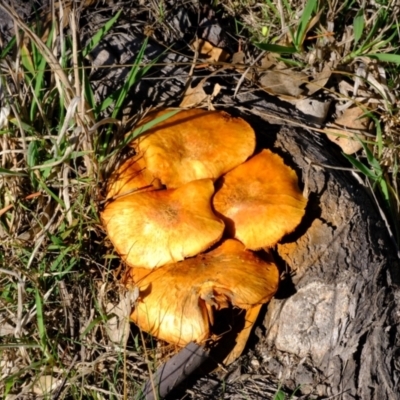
[0, 0, 400, 399]
[0, 2, 154, 399]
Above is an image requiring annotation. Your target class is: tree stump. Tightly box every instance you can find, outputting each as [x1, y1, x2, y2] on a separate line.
[254, 120, 400, 399]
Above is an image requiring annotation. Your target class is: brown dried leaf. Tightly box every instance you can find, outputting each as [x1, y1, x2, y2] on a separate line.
[259, 69, 307, 98]
[105, 288, 139, 346]
[180, 80, 221, 109]
[191, 38, 230, 62]
[232, 51, 245, 65]
[324, 105, 369, 154]
[180, 82, 208, 108]
[306, 64, 332, 95]
[335, 105, 370, 130]
[32, 375, 62, 396]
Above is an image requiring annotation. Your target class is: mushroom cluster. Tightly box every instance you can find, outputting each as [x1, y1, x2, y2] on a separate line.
[101, 108, 307, 361]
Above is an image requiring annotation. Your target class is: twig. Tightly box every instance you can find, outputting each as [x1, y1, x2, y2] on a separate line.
[233, 51, 265, 98]
[136, 342, 209, 400]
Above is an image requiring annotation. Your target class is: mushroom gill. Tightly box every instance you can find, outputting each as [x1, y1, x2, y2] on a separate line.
[125, 239, 279, 346]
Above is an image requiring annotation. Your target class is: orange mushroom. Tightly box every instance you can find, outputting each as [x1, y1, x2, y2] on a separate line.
[131, 108, 256, 188]
[101, 179, 224, 269]
[105, 154, 162, 200]
[213, 149, 307, 249]
[125, 239, 279, 346]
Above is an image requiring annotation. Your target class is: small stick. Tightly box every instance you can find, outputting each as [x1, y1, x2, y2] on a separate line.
[136, 342, 209, 400]
[0, 191, 41, 217]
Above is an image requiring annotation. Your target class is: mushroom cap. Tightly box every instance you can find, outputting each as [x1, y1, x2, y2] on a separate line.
[105, 154, 162, 200]
[126, 239, 279, 346]
[213, 149, 307, 249]
[131, 108, 256, 188]
[101, 179, 224, 269]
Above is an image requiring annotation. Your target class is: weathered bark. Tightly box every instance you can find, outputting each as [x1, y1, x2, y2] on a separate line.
[257, 122, 400, 399]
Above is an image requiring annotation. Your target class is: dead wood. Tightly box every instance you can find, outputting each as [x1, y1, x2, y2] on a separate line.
[137, 342, 209, 400]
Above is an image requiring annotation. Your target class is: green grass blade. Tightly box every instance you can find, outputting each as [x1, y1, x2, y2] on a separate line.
[358, 138, 381, 173]
[30, 24, 54, 121]
[111, 37, 149, 118]
[367, 53, 400, 64]
[360, 11, 385, 51]
[0, 35, 16, 58]
[82, 10, 122, 57]
[343, 153, 378, 180]
[372, 114, 383, 159]
[353, 9, 364, 45]
[37, 178, 66, 208]
[35, 286, 47, 351]
[273, 388, 285, 400]
[378, 176, 390, 203]
[254, 43, 297, 53]
[83, 70, 97, 115]
[0, 167, 27, 177]
[294, 0, 317, 47]
[263, 0, 279, 18]
[27, 142, 39, 168]
[97, 37, 150, 115]
[20, 44, 35, 77]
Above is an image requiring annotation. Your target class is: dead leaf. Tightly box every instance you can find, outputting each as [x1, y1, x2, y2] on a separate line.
[324, 105, 369, 154]
[180, 82, 207, 108]
[335, 105, 370, 130]
[294, 98, 332, 125]
[191, 38, 230, 63]
[105, 288, 139, 347]
[306, 64, 332, 95]
[33, 375, 62, 396]
[180, 79, 221, 109]
[324, 128, 365, 154]
[0, 315, 14, 336]
[259, 69, 308, 98]
[260, 53, 277, 70]
[232, 51, 245, 65]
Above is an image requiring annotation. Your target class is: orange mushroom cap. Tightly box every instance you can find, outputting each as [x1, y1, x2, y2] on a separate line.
[101, 179, 224, 269]
[126, 239, 279, 346]
[213, 149, 307, 250]
[105, 154, 162, 200]
[131, 108, 256, 188]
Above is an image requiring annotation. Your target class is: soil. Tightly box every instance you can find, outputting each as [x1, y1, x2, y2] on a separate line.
[2, 1, 400, 399]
